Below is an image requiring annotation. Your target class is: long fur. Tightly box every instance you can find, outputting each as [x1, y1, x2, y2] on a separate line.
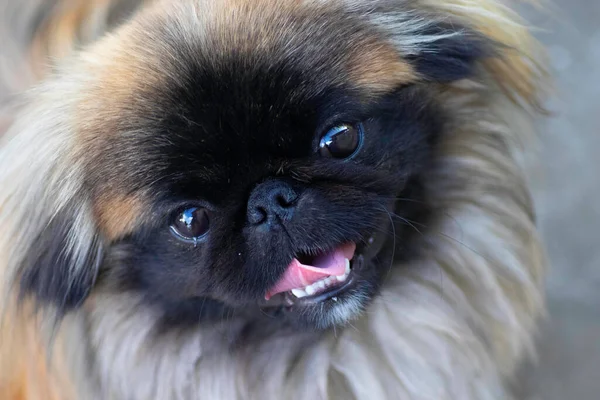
[0, 0, 547, 399]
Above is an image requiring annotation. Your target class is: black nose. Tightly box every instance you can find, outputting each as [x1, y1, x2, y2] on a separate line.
[247, 179, 298, 226]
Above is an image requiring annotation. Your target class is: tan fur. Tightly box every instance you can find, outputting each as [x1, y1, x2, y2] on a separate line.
[94, 194, 146, 240]
[0, 301, 75, 400]
[74, 23, 160, 144]
[30, 0, 110, 69]
[30, 0, 150, 78]
[0, 0, 548, 399]
[198, 0, 417, 93]
[348, 43, 415, 94]
[77, 0, 417, 122]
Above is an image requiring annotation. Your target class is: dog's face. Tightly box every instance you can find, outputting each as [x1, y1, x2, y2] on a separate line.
[19, 0, 487, 331]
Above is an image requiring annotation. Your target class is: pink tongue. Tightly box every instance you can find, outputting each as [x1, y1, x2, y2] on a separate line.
[265, 243, 356, 300]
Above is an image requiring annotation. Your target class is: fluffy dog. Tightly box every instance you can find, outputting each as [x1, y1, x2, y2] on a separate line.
[0, 0, 547, 399]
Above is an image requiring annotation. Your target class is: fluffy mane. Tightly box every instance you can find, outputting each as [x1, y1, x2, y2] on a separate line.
[0, 1, 547, 399]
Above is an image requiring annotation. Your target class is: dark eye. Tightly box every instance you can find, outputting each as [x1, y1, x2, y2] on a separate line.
[319, 123, 363, 159]
[170, 207, 210, 241]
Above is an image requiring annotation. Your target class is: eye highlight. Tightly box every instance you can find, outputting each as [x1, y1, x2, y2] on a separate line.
[319, 123, 363, 159]
[170, 207, 210, 242]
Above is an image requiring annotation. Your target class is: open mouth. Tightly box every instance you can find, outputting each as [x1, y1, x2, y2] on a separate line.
[265, 242, 357, 303]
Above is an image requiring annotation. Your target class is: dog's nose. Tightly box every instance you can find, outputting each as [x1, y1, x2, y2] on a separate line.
[247, 179, 298, 227]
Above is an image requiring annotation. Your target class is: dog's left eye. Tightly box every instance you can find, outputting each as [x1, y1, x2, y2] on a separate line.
[170, 207, 210, 242]
[319, 123, 363, 159]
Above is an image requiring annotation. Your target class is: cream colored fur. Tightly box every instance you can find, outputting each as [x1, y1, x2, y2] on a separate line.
[0, 0, 547, 399]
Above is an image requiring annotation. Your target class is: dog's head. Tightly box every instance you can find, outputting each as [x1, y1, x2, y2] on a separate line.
[7, 0, 493, 331]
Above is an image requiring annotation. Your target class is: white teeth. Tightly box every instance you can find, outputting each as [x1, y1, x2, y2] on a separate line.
[336, 259, 351, 282]
[291, 288, 308, 298]
[289, 258, 353, 298]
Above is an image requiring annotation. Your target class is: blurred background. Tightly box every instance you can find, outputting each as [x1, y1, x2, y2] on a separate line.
[0, 1, 598, 399]
[516, 1, 600, 399]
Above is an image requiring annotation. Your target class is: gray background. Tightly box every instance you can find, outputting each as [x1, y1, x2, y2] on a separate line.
[518, 1, 600, 399]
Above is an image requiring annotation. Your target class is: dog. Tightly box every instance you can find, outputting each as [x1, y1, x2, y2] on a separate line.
[0, 0, 547, 399]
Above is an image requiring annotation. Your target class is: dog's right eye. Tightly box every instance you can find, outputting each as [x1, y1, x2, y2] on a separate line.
[170, 207, 210, 241]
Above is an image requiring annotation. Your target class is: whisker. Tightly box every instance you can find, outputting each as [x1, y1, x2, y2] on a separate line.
[387, 213, 492, 265]
[393, 214, 424, 237]
[198, 296, 207, 321]
[347, 322, 360, 333]
[332, 320, 337, 338]
[259, 307, 276, 319]
[377, 205, 397, 284]
[381, 196, 465, 240]
[382, 196, 429, 205]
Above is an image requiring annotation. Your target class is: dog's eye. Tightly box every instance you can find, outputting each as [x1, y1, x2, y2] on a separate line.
[319, 123, 363, 158]
[170, 207, 210, 241]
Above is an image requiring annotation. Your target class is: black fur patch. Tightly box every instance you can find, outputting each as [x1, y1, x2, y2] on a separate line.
[19, 205, 103, 313]
[68, 5, 458, 330]
[97, 75, 444, 329]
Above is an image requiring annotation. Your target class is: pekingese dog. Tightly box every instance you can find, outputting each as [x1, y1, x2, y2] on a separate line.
[0, 0, 547, 399]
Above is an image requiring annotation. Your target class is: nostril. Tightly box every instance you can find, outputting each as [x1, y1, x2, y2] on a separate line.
[248, 206, 268, 225]
[275, 193, 294, 208]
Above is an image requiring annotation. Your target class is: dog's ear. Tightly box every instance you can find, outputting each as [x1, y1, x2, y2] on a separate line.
[19, 202, 103, 314]
[0, 77, 105, 317]
[367, 8, 491, 83]
[365, 4, 546, 108]
[405, 22, 490, 82]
